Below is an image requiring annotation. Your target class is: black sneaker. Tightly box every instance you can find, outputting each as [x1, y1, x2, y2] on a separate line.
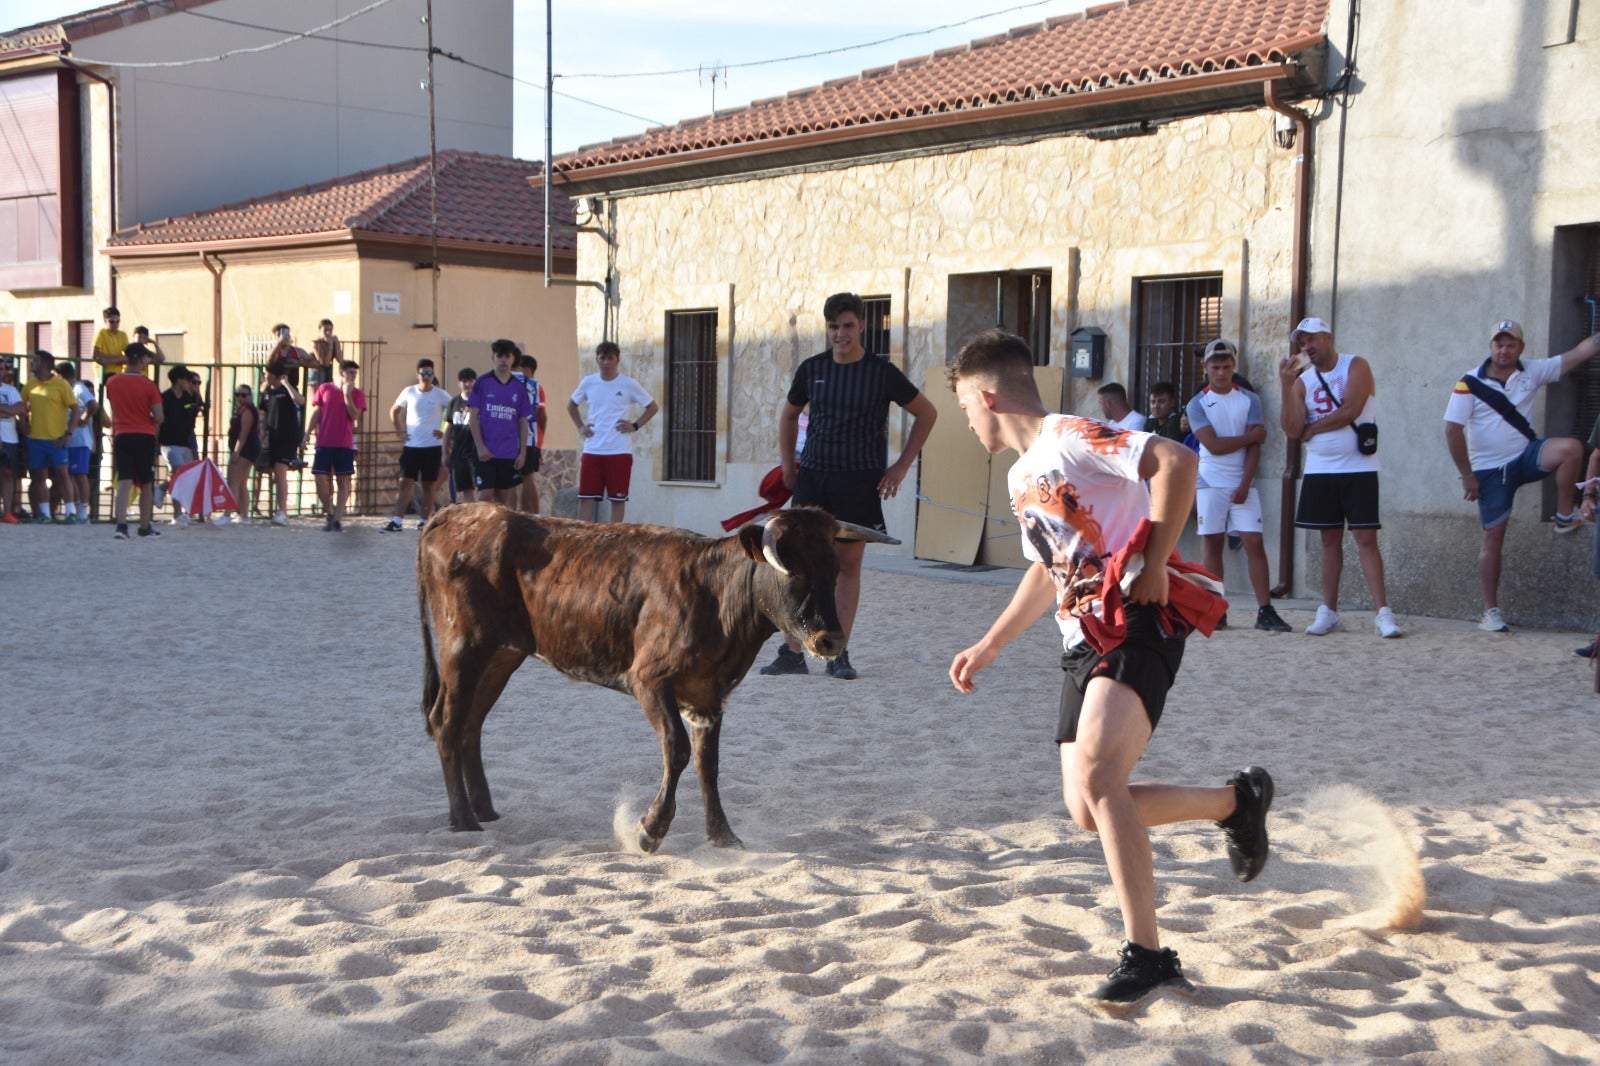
[1576, 642, 1597, 659]
[1218, 765, 1274, 882]
[1088, 940, 1195, 1007]
[137, 525, 161, 538]
[1214, 613, 1228, 630]
[825, 651, 857, 680]
[380, 517, 403, 533]
[323, 514, 336, 532]
[759, 647, 808, 676]
[113, 523, 130, 540]
[1254, 604, 1292, 633]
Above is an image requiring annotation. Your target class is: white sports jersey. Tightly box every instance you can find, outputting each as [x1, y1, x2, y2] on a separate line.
[1185, 386, 1262, 490]
[395, 384, 452, 449]
[571, 372, 653, 457]
[1298, 352, 1379, 475]
[1010, 414, 1152, 650]
[1441, 356, 1561, 470]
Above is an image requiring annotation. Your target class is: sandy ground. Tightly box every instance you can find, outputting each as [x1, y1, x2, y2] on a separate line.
[4, 513, 1600, 1064]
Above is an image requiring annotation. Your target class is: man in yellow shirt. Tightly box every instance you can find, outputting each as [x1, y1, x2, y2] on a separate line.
[23, 351, 80, 523]
[91, 307, 129, 377]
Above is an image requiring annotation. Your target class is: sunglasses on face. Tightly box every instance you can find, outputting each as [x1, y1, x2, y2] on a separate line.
[419, 370, 435, 377]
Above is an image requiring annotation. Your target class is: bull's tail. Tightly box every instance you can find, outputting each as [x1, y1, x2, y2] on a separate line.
[418, 541, 441, 739]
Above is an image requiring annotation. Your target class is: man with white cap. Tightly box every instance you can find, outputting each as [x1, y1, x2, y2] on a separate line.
[1279, 316, 1401, 638]
[1444, 319, 1600, 633]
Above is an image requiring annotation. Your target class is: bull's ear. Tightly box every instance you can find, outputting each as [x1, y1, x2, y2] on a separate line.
[736, 523, 768, 564]
[833, 520, 902, 546]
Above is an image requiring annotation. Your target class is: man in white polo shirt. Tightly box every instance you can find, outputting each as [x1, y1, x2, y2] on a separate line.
[1444, 318, 1600, 633]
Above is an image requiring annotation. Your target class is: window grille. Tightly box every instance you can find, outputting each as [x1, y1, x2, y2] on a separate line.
[1132, 275, 1223, 404]
[861, 295, 892, 357]
[665, 310, 718, 482]
[1572, 230, 1600, 439]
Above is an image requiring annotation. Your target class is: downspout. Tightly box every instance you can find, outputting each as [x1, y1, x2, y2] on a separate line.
[200, 251, 225, 462]
[1264, 80, 1312, 599]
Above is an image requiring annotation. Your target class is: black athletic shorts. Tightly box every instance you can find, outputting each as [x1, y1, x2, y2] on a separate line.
[475, 456, 521, 491]
[399, 445, 442, 482]
[112, 433, 159, 485]
[517, 447, 541, 475]
[450, 453, 478, 492]
[792, 466, 887, 533]
[1057, 603, 1187, 744]
[1295, 471, 1381, 530]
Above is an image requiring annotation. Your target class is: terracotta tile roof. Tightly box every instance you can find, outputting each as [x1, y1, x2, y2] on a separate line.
[108, 151, 574, 254]
[555, 0, 1328, 178]
[1, 0, 222, 56]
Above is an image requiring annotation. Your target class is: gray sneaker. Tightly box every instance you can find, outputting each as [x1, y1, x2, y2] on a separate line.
[759, 647, 808, 676]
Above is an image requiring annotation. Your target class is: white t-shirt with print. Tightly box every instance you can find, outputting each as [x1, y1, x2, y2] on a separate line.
[69, 380, 94, 449]
[1010, 414, 1152, 650]
[1297, 352, 1379, 476]
[570, 372, 653, 456]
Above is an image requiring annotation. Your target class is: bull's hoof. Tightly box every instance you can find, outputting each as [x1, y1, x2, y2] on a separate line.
[449, 819, 484, 833]
[711, 831, 745, 849]
[637, 826, 663, 854]
[473, 809, 501, 823]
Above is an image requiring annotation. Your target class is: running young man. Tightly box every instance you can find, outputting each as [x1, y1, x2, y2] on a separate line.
[946, 329, 1273, 1008]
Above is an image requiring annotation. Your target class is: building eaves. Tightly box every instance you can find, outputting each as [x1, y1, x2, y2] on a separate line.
[0, 0, 223, 59]
[550, 0, 1329, 192]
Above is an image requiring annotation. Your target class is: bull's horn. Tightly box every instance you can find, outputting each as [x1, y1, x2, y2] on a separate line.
[760, 522, 792, 576]
[834, 520, 901, 545]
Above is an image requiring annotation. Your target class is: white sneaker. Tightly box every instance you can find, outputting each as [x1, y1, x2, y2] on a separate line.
[1305, 606, 1341, 635]
[210, 514, 232, 527]
[1479, 607, 1510, 633]
[1374, 606, 1402, 638]
[271, 511, 289, 527]
[170, 513, 191, 527]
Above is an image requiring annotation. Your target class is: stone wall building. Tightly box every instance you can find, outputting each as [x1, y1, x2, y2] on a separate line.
[549, 0, 1600, 628]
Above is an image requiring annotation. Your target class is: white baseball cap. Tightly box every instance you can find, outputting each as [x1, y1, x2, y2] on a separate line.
[1490, 319, 1524, 342]
[1203, 338, 1238, 361]
[1290, 317, 1333, 342]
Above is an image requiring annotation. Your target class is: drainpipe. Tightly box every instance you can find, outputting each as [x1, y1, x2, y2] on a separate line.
[1264, 80, 1312, 599]
[200, 251, 225, 461]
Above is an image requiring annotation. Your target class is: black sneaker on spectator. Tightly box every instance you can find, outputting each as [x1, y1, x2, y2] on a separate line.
[825, 651, 857, 680]
[137, 525, 161, 538]
[1088, 941, 1195, 1008]
[758, 647, 808, 675]
[1254, 604, 1292, 632]
[380, 517, 404, 533]
[113, 523, 129, 540]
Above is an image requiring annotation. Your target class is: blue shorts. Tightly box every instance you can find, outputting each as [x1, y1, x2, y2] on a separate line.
[1476, 439, 1554, 529]
[26, 439, 69, 470]
[312, 446, 356, 477]
[67, 446, 92, 475]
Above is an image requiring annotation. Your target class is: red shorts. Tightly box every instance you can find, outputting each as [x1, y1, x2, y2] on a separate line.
[578, 453, 634, 501]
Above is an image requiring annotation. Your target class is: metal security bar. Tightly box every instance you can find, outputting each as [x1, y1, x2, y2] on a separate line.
[861, 295, 892, 357]
[1573, 230, 1600, 439]
[1132, 274, 1223, 404]
[665, 310, 717, 482]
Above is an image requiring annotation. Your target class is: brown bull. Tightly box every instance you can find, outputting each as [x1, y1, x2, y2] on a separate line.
[416, 504, 895, 849]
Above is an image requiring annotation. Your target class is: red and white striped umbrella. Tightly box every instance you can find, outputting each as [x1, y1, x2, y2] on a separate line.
[168, 458, 238, 517]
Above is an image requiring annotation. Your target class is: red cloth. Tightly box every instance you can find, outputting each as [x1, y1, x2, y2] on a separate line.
[1077, 518, 1228, 654]
[721, 466, 792, 531]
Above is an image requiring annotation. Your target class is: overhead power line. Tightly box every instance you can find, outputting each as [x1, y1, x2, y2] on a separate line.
[558, 0, 1062, 79]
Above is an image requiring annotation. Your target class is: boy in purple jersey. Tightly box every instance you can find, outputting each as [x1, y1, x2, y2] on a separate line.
[467, 339, 531, 505]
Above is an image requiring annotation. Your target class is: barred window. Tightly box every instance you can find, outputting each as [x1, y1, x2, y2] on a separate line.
[665, 310, 718, 482]
[1131, 274, 1222, 403]
[861, 295, 892, 357]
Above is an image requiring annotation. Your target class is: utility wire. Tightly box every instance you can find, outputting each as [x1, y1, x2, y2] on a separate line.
[436, 49, 665, 127]
[144, 0, 422, 53]
[559, 0, 1063, 79]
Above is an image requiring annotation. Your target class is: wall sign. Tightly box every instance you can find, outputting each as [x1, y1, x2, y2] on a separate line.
[373, 292, 401, 315]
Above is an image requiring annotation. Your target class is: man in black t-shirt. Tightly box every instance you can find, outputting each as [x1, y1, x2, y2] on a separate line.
[760, 292, 938, 681]
[158, 366, 205, 525]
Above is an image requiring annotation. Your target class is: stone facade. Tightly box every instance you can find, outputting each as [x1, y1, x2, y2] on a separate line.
[572, 110, 1299, 579]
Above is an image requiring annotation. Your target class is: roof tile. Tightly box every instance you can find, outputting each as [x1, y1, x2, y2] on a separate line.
[108, 151, 572, 253]
[555, 0, 1327, 178]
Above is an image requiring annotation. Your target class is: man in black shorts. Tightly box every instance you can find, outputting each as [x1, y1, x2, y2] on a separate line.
[946, 328, 1273, 1008]
[760, 292, 938, 680]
